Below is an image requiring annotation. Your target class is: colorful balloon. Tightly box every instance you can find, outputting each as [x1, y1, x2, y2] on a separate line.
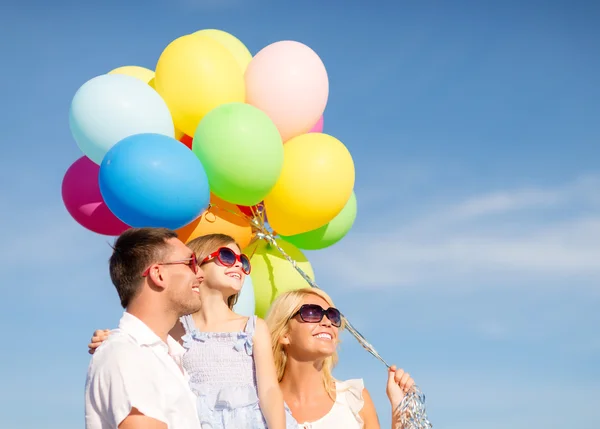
[245, 238, 314, 318]
[99, 133, 210, 229]
[154, 34, 245, 137]
[69, 74, 174, 165]
[308, 115, 324, 133]
[147, 77, 185, 140]
[264, 133, 355, 236]
[245, 41, 328, 142]
[61, 156, 129, 236]
[233, 275, 256, 317]
[176, 194, 254, 249]
[237, 203, 262, 218]
[281, 191, 357, 250]
[192, 102, 283, 206]
[179, 134, 193, 149]
[194, 29, 252, 73]
[108, 65, 155, 84]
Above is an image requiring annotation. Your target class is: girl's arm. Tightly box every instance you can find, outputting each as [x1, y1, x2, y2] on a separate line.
[88, 329, 111, 354]
[87, 319, 186, 355]
[253, 317, 287, 429]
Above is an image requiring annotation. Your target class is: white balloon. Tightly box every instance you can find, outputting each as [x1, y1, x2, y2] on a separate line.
[69, 74, 174, 164]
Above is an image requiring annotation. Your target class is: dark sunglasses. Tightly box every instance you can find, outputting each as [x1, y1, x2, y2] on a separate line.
[201, 247, 251, 275]
[291, 304, 342, 328]
[142, 253, 198, 277]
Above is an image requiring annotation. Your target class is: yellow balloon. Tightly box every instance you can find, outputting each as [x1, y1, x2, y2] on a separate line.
[148, 77, 183, 140]
[245, 238, 314, 318]
[108, 66, 155, 84]
[194, 29, 252, 73]
[264, 133, 355, 236]
[154, 34, 246, 137]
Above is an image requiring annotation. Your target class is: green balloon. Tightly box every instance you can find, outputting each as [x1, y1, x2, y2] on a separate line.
[281, 191, 357, 250]
[244, 238, 315, 318]
[192, 102, 283, 206]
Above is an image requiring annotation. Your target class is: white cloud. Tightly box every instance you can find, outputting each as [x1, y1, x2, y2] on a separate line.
[312, 174, 600, 289]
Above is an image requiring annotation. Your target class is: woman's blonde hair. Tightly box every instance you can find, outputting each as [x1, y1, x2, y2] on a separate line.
[265, 288, 343, 400]
[186, 233, 242, 309]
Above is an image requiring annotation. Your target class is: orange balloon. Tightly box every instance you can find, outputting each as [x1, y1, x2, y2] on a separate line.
[176, 194, 254, 248]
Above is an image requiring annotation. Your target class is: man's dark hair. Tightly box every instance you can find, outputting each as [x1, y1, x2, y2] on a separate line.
[109, 227, 178, 308]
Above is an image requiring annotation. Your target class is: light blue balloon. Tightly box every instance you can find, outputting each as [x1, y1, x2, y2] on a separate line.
[233, 275, 256, 317]
[99, 133, 210, 229]
[69, 74, 174, 165]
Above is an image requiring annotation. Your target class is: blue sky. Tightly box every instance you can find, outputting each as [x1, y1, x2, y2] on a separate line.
[1, 1, 600, 428]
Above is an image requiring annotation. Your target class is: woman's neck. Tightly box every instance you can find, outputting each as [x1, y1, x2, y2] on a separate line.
[280, 358, 328, 403]
[191, 285, 235, 329]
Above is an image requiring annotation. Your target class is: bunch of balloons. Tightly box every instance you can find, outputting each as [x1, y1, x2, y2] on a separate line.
[61, 29, 358, 317]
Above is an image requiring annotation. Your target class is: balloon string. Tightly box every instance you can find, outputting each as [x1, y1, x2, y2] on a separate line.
[208, 203, 432, 429]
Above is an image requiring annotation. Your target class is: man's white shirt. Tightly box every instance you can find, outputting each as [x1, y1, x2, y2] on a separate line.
[84, 312, 200, 428]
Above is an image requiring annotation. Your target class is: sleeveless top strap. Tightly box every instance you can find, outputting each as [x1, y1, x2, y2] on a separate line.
[243, 315, 257, 336]
[180, 314, 196, 334]
[335, 378, 365, 427]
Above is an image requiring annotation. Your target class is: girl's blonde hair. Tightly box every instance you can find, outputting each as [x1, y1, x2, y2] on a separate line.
[186, 233, 242, 309]
[265, 288, 343, 400]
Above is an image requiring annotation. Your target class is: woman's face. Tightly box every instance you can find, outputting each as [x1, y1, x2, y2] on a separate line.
[282, 294, 339, 360]
[200, 242, 246, 296]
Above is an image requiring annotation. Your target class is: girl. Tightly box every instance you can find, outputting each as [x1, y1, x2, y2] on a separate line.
[90, 233, 290, 429]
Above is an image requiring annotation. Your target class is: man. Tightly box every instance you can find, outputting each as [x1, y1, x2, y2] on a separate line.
[85, 227, 203, 429]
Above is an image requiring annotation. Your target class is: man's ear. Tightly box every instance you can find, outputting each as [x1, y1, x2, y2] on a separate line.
[147, 265, 167, 290]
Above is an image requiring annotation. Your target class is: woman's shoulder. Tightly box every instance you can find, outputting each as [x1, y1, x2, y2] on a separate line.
[335, 378, 366, 409]
[335, 378, 365, 395]
[336, 379, 379, 429]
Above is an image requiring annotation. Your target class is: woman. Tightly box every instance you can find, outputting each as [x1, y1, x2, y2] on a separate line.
[266, 287, 414, 429]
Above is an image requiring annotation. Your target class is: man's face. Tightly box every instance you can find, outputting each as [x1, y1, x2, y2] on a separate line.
[161, 237, 203, 316]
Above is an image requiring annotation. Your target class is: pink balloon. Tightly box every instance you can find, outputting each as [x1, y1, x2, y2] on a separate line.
[245, 41, 328, 142]
[62, 156, 129, 236]
[309, 115, 324, 133]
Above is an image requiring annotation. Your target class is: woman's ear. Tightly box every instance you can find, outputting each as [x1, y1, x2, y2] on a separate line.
[279, 332, 291, 346]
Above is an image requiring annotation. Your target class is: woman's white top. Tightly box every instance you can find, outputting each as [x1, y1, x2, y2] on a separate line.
[295, 379, 365, 429]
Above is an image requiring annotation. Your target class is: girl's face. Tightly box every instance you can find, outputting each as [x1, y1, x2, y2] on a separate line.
[281, 294, 340, 360]
[201, 243, 247, 296]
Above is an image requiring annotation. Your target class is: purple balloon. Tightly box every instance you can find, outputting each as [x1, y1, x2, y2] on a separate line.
[309, 115, 324, 133]
[62, 156, 129, 236]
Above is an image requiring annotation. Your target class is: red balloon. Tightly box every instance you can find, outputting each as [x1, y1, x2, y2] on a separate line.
[180, 134, 193, 149]
[237, 205, 255, 217]
[61, 156, 130, 236]
[237, 203, 267, 221]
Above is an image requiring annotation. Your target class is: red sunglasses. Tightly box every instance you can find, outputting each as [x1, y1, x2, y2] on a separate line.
[201, 247, 251, 274]
[142, 253, 198, 277]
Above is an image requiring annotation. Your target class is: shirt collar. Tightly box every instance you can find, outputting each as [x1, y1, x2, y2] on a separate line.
[118, 312, 179, 353]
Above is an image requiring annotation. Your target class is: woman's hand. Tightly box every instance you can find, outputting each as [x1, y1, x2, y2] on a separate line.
[88, 329, 110, 354]
[385, 365, 415, 409]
